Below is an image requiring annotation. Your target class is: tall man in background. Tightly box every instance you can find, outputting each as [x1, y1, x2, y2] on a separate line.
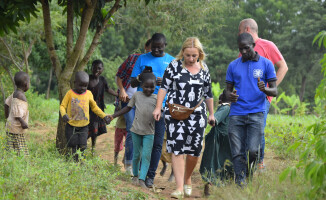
[238, 18, 288, 169]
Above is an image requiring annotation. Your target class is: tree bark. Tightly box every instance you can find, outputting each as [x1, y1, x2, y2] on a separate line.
[41, 0, 67, 150]
[46, 67, 53, 99]
[66, 0, 74, 59]
[41, 0, 62, 79]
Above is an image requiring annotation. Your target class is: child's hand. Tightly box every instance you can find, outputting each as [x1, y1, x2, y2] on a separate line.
[62, 114, 70, 123]
[156, 77, 162, 86]
[104, 115, 113, 125]
[21, 121, 29, 129]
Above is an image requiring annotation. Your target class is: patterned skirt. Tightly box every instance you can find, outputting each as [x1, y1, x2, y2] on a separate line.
[165, 109, 207, 157]
[6, 132, 29, 156]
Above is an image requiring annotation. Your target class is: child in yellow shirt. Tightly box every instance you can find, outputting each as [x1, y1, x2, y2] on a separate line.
[60, 71, 110, 161]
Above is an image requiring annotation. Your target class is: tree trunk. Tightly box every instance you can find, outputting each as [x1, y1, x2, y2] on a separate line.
[56, 113, 68, 153]
[41, 0, 123, 151]
[46, 67, 53, 99]
[299, 75, 307, 102]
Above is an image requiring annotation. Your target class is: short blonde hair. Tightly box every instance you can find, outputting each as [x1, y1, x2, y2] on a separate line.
[176, 37, 206, 69]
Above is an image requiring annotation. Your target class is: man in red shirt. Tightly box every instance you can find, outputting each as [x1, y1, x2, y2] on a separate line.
[238, 18, 288, 169]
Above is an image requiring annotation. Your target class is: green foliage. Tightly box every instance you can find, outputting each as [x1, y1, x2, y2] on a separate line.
[211, 82, 222, 100]
[313, 30, 326, 100]
[279, 30, 326, 199]
[266, 114, 317, 159]
[279, 119, 326, 199]
[0, 0, 39, 36]
[270, 92, 310, 116]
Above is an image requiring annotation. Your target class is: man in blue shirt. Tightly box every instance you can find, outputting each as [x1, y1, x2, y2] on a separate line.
[226, 33, 278, 187]
[130, 33, 174, 187]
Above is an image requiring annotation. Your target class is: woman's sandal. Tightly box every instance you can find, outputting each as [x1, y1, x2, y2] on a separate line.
[171, 190, 184, 199]
[184, 185, 192, 197]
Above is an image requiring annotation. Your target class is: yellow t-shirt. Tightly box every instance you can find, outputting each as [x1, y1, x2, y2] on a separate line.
[60, 90, 106, 127]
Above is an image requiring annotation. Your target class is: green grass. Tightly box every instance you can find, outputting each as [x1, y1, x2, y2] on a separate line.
[26, 90, 59, 126]
[1, 92, 323, 199]
[207, 115, 320, 200]
[0, 126, 149, 199]
[266, 114, 318, 159]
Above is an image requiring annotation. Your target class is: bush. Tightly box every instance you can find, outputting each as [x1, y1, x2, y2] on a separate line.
[26, 90, 59, 125]
[266, 115, 317, 159]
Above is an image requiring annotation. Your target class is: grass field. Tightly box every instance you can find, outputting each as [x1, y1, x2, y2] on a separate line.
[0, 93, 323, 199]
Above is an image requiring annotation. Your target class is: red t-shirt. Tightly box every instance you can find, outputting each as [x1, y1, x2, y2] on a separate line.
[239, 38, 284, 102]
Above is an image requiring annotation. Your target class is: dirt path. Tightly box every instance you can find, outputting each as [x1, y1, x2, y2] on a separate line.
[93, 127, 281, 199]
[29, 123, 284, 199]
[95, 127, 204, 199]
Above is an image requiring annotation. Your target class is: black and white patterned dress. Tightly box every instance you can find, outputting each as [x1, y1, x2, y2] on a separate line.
[161, 60, 213, 156]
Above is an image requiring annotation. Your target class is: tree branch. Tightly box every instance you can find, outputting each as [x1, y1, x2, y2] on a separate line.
[2, 65, 15, 88]
[20, 35, 29, 73]
[41, 0, 62, 79]
[0, 37, 23, 71]
[19, 38, 36, 70]
[77, 0, 122, 71]
[66, 0, 74, 58]
[0, 54, 12, 61]
[62, 0, 97, 85]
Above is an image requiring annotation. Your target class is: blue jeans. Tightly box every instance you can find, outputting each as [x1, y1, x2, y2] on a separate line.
[261, 99, 270, 162]
[131, 132, 154, 180]
[146, 114, 165, 180]
[228, 113, 263, 183]
[122, 102, 135, 165]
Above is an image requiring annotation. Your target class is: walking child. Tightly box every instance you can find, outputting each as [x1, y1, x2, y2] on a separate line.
[5, 71, 30, 156]
[113, 104, 127, 165]
[199, 90, 233, 196]
[60, 71, 110, 162]
[88, 60, 118, 153]
[108, 71, 157, 189]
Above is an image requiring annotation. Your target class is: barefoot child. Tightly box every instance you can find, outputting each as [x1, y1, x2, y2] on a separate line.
[60, 71, 110, 162]
[108, 72, 157, 189]
[88, 60, 118, 153]
[5, 71, 30, 156]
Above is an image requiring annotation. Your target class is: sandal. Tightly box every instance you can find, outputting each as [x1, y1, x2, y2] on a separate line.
[171, 190, 184, 199]
[184, 184, 192, 197]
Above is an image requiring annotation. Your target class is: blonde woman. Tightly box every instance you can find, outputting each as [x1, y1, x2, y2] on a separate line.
[153, 37, 215, 198]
